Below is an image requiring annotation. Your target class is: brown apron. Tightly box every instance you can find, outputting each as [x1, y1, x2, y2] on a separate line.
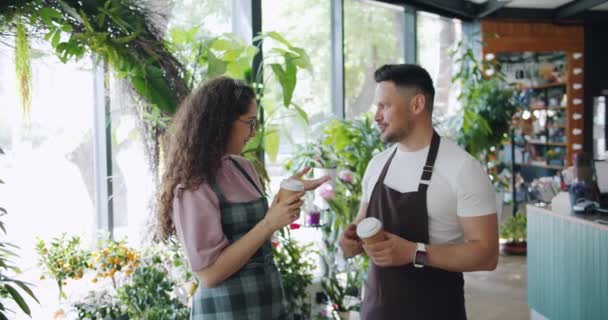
[360, 131, 466, 320]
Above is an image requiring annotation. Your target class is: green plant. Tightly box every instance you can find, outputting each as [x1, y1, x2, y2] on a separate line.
[500, 213, 527, 243]
[36, 234, 90, 299]
[272, 228, 315, 319]
[450, 40, 517, 161]
[0, 146, 38, 319]
[90, 238, 139, 288]
[321, 268, 364, 315]
[117, 261, 189, 320]
[0, 205, 39, 319]
[72, 289, 126, 320]
[287, 116, 384, 315]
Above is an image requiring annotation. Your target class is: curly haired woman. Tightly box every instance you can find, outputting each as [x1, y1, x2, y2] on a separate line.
[157, 76, 328, 319]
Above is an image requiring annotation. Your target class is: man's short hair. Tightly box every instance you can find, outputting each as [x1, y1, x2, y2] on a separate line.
[374, 64, 435, 113]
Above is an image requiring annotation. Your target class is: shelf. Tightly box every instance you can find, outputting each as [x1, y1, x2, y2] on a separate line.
[515, 162, 565, 170]
[529, 105, 567, 110]
[530, 82, 566, 90]
[527, 141, 567, 146]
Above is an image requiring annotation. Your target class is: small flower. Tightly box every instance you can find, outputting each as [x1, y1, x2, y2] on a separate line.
[319, 183, 335, 200]
[338, 169, 354, 184]
[289, 223, 301, 230]
[271, 241, 279, 249]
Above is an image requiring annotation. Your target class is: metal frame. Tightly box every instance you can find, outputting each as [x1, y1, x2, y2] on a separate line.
[331, 0, 345, 119]
[404, 4, 417, 64]
[374, 0, 608, 21]
[92, 56, 114, 238]
[555, 0, 608, 20]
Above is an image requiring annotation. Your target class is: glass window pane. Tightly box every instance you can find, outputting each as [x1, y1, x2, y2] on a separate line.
[261, 0, 332, 188]
[168, 0, 232, 34]
[109, 76, 156, 245]
[417, 11, 462, 119]
[344, 0, 405, 119]
[0, 40, 96, 318]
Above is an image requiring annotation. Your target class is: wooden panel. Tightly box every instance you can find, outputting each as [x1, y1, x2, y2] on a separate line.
[482, 20, 585, 166]
[528, 206, 608, 319]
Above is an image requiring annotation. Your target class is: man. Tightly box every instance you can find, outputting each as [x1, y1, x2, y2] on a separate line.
[339, 64, 499, 319]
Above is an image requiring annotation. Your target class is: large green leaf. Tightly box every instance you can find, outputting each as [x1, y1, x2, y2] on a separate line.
[290, 102, 309, 125]
[264, 128, 280, 163]
[207, 51, 227, 78]
[270, 59, 297, 108]
[4, 284, 30, 316]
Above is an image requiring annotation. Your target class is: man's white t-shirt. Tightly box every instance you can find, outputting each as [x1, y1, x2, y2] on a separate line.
[361, 138, 497, 245]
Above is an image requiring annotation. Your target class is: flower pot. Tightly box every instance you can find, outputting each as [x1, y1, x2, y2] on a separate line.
[338, 311, 350, 320]
[502, 241, 527, 255]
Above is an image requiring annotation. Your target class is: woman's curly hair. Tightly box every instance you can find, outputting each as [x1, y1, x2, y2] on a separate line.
[156, 76, 255, 240]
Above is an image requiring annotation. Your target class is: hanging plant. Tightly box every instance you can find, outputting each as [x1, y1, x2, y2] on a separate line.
[14, 21, 31, 119]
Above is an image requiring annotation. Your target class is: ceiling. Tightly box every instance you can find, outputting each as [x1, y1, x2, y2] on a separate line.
[376, 0, 608, 21]
[472, 0, 608, 10]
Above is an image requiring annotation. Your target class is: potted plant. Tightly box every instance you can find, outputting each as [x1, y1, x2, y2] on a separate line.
[499, 213, 527, 255]
[272, 228, 316, 320]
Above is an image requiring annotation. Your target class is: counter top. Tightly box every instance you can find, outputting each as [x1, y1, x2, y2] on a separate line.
[527, 204, 608, 231]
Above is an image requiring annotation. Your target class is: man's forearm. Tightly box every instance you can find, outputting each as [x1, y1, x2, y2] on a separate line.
[425, 240, 498, 272]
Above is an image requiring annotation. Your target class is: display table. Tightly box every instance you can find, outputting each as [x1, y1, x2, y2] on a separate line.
[527, 204, 608, 320]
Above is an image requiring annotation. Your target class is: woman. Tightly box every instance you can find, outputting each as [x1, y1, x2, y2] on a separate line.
[157, 76, 327, 319]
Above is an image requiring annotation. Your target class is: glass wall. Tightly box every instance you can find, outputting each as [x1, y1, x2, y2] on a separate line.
[262, 0, 332, 190]
[417, 11, 462, 125]
[0, 39, 96, 318]
[344, 0, 405, 119]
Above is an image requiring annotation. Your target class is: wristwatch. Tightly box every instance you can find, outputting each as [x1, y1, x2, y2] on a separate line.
[413, 242, 427, 268]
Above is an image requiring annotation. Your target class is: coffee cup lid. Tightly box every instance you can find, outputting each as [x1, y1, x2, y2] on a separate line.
[280, 178, 304, 191]
[356, 217, 382, 239]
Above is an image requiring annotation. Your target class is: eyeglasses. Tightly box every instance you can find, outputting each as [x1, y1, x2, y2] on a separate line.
[237, 118, 257, 132]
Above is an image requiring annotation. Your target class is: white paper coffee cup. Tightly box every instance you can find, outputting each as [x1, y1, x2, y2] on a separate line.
[356, 217, 386, 244]
[278, 178, 304, 200]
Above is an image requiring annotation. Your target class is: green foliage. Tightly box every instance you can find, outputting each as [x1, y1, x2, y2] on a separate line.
[500, 213, 527, 243]
[35, 234, 90, 299]
[14, 21, 31, 117]
[0, 214, 39, 319]
[0, 146, 38, 319]
[451, 41, 517, 160]
[117, 260, 189, 320]
[72, 289, 126, 320]
[273, 228, 315, 318]
[4, 0, 188, 115]
[288, 116, 385, 314]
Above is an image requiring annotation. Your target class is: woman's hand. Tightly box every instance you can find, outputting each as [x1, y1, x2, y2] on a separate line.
[263, 192, 304, 231]
[291, 167, 331, 191]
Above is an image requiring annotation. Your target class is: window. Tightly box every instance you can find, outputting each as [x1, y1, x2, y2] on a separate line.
[417, 11, 462, 120]
[261, 0, 332, 187]
[344, 0, 405, 119]
[0, 39, 96, 318]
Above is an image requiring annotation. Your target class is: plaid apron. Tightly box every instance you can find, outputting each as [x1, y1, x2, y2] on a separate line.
[191, 158, 290, 320]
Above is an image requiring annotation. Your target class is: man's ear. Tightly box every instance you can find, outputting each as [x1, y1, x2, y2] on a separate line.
[410, 94, 427, 115]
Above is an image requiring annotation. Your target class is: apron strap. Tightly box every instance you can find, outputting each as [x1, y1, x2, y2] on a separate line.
[419, 131, 441, 191]
[210, 157, 265, 203]
[229, 157, 265, 197]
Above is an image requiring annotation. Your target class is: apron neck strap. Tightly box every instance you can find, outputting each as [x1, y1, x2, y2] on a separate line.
[419, 130, 441, 189]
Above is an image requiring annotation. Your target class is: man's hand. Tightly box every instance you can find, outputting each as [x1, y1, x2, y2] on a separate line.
[291, 167, 331, 191]
[339, 224, 363, 257]
[363, 232, 417, 267]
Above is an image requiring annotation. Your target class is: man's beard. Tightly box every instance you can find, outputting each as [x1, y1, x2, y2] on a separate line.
[382, 120, 412, 143]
